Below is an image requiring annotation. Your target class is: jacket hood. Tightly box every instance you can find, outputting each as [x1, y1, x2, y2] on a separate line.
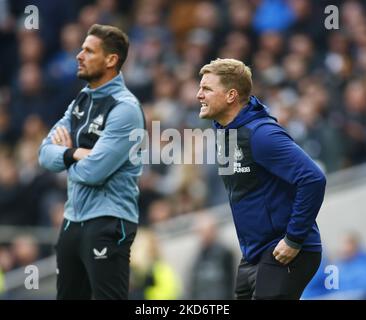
[214, 95, 277, 129]
[81, 72, 126, 99]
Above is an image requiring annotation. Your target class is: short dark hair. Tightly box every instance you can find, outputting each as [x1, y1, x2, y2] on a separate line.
[87, 24, 129, 71]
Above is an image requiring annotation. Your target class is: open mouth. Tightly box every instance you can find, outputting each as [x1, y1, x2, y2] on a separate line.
[200, 103, 208, 112]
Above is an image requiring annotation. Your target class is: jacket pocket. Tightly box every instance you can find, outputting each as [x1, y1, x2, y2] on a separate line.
[232, 196, 276, 244]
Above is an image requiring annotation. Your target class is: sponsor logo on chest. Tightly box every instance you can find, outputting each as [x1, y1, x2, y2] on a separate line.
[233, 145, 251, 173]
[88, 114, 104, 136]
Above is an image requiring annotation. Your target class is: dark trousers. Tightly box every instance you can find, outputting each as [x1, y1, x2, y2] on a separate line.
[235, 246, 321, 300]
[55, 216, 137, 300]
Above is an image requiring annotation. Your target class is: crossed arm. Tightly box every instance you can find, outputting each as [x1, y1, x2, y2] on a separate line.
[39, 99, 143, 187]
[51, 126, 90, 161]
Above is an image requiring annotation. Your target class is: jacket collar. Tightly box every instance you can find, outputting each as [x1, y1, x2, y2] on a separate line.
[81, 72, 126, 99]
[214, 95, 276, 130]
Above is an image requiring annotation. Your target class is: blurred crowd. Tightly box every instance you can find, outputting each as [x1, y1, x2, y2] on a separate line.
[1, 0, 366, 296]
[302, 231, 366, 300]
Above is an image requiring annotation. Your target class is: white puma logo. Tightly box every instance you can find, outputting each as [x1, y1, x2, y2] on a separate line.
[93, 247, 108, 259]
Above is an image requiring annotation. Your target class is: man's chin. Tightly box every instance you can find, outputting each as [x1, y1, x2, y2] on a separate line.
[199, 111, 210, 119]
[77, 71, 89, 80]
[77, 71, 103, 83]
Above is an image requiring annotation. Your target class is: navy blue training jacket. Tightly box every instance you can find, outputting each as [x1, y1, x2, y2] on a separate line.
[214, 96, 326, 264]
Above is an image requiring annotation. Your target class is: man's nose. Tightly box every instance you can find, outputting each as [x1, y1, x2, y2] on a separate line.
[76, 50, 83, 61]
[196, 89, 203, 100]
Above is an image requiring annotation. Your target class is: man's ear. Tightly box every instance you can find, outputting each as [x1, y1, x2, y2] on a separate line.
[227, 89, 238, 104]
[106, 53, 119, 69]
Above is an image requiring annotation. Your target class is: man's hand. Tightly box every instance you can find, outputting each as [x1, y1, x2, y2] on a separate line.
[52, 126, 73, 148]
[73, 148, 91, 161]
[51, 127, 91, 162]
[273, 239, 300, 265]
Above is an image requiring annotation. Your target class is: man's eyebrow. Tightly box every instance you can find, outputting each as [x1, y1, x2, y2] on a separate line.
[82, 45, 93, 52]
[201, 85, 211, 89]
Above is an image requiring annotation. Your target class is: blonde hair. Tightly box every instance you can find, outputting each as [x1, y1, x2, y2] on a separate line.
[199, 58, 252, 102]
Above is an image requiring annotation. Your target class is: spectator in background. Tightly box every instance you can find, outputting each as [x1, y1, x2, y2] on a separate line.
[130, 228, 181, 300]
[16, 30, 44, 66]
[259, 31, 285, 62]
[77, 4, 102, 33]
[9, 63, 55, 137]
[189, 214, 235, 300]
[167, 0, 199, 52]
[334, 232, 366, 299]
[151, 69, 182, 129]
[178, 76, 207, 129]
[15, 115, 62, 226]
[287, 33, 319, 71]
[290, 96, 342, 172]
[13, 0, 74, 58]
[46, 22, 85, 121]
[305, 231, 366, 300]
[0, 148, 27, 225]
[0, 0, 17, 85]
[226, 0, 255, 39]
[0, 103, 16, 145]
[0, 245, 13, 296]
[0, 245, 14, 274]
[46, 23, 83, 86]
[44, 199, 66, 230]
[123, 0, 176, 103]
[10, 234, 40, 269]
[218, 31, 252, 64]
[342, 79, 366, 167]
[253, 0, 295, 34]
[96, 0, 126, 30]
[288, 0, 325, 44]
[147, 198, 174, 224]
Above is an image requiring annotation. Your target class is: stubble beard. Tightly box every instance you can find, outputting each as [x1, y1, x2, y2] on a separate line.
[77, 68, 104, 83]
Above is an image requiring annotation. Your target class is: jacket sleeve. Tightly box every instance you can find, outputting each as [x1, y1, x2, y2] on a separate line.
[67, 101, 143, 186]
[38, 101, 73, 172]
[251, 123, 326, 246]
